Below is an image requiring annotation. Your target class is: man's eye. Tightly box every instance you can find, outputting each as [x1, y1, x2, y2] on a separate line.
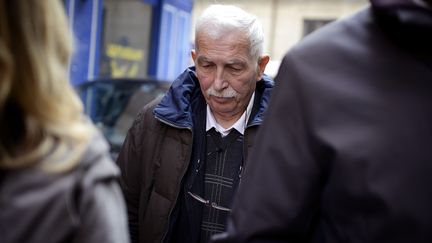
[201, 64, 212, 68]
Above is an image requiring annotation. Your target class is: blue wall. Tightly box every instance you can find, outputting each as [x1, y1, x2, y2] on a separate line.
[65, 0, 194, 85]
[148, 0, 193, 82]
[64, 0, 103, 86]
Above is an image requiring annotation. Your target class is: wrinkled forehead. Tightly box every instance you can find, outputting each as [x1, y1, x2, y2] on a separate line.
[195, 29, 251, 53]
[195, 33, 252, 62]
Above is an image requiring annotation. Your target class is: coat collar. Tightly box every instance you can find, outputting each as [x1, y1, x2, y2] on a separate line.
[371, 0, 432, 28]
[370, 0, 432, 65]
[371, 0, 431, 9]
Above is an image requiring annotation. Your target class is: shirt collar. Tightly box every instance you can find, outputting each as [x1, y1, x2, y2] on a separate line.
[206, 92, 255, 137]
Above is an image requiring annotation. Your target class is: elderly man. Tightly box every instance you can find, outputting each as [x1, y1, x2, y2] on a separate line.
[116, 4, 272, 243]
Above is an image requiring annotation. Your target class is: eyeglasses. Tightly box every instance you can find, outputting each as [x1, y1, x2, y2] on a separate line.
[187, 164, 243, 213]
[187, 191, 232, 212]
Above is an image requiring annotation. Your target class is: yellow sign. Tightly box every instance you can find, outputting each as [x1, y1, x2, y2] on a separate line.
[106, 43, 144, 78]
[106, 44, 143, 61]
[110, 61, 139, 78]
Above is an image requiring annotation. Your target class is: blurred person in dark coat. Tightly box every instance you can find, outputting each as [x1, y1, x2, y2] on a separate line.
[212, 0, 432, 242]
[116, 4, 273, 243]
[0, 1, 129, 243]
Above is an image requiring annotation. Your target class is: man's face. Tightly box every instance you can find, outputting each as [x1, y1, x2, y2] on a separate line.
[192, 31, 269, 121]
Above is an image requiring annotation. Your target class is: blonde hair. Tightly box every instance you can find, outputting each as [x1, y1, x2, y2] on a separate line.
[0, 0, 93, 171]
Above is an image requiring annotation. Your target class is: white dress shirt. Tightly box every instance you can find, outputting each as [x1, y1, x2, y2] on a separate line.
[206, 92, 255, 137]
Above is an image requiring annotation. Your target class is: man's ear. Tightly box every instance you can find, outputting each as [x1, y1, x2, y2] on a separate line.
[256, 55, 270, 81]
[191, 50, 197, 62]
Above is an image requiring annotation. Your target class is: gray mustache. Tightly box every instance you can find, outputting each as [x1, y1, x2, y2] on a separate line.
[206, 86, 238, 98]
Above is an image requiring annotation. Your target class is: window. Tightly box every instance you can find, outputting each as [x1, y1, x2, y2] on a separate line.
[303, 19, 334, 37]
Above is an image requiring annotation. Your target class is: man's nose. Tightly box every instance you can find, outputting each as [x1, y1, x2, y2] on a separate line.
[214, 68, 228, 90]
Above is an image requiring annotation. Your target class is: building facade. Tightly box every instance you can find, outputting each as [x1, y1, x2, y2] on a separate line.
[64, 0, 193, 86]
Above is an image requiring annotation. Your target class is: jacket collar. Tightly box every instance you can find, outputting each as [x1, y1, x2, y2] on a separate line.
[371, 0, 431, 9]
[153, 66, 274, 129]
[370, 0, 432, 67]
[371, 0, 432, 28]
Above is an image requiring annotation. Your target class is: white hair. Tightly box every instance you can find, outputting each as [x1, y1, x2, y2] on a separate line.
[195, 4, 264, 61]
